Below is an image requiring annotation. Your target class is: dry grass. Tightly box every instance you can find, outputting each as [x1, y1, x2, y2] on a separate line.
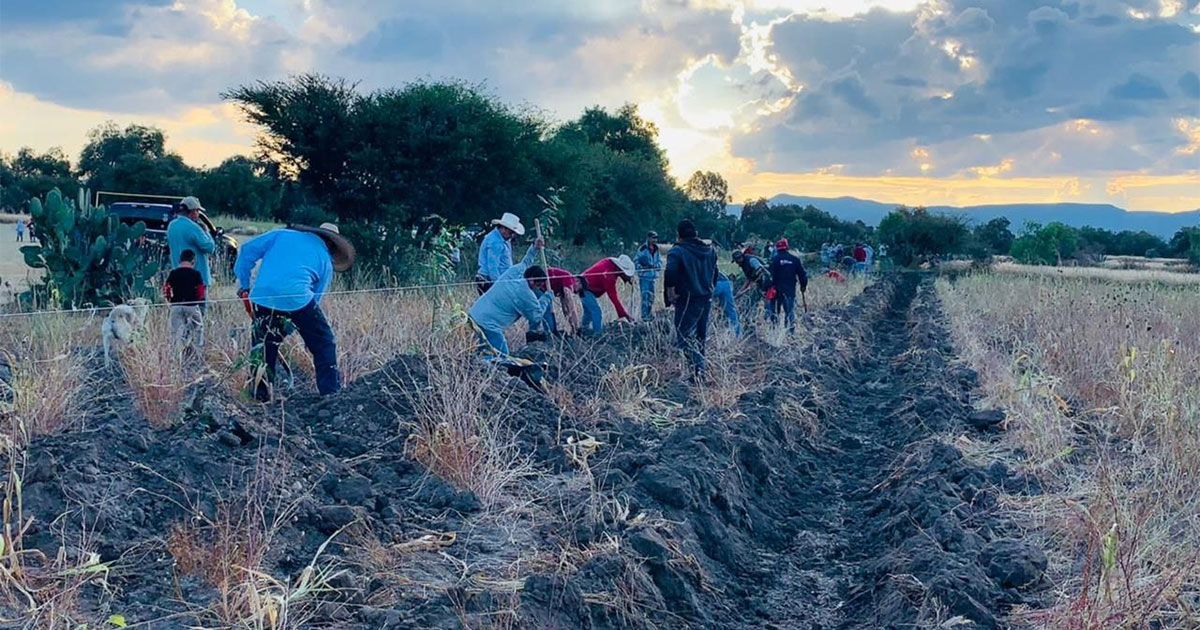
[992, 261, 1200, 285]
[167, 456, 346, 629]
[117, 308, 205, 428]
[0, 312, 97, 442]
[395, 330, 535, 510]
[938, 272, 1200, 629]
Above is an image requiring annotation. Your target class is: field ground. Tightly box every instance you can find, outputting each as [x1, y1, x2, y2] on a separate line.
[0, 272, 1064, 629]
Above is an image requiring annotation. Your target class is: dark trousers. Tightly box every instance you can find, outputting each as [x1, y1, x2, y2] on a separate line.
[772, 291, 797, 333]
[673, 295, 711, 375]
[251, 301, 340, 400]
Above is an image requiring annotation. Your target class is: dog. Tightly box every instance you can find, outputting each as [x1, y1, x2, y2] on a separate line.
[102, 298, 150, 365]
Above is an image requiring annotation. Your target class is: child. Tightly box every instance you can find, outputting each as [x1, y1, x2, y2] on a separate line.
[163, 249, 206, 357]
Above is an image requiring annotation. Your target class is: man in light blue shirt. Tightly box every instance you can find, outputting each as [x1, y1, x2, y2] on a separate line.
[167, 197, 216, 310]
[235, 222, 355, 401]
[469, 259, 551, 357]
[635, 231, 661, 320]
[477, 212, 540, 295]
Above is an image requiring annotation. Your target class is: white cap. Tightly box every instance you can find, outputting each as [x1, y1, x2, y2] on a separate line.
[491, 212, 526, 236]
[179, 196, 204, 212]
[319, 222, 340, 234]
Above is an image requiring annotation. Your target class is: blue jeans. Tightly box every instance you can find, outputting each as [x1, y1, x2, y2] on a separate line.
[541, 307, 558, 334]
[581, 291, 603, 335]
[471, 319, 510, 356]
[639, 277, 655, 320]
[673, 295, 711, 375]
[252, 300, 339, 400]
[773, 292, 797, 334]
[712, 278, 741, 336]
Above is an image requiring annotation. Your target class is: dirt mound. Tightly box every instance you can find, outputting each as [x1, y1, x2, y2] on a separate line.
[6, 274, 1046, 629]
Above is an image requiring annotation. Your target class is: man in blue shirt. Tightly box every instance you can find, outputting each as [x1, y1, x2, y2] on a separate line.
[235, 222, 355, 402]
[167, 196, 216, 312]
[468, 256, 551, 357]
[635, 231, 661, 321]
[476, 212, 536, 295]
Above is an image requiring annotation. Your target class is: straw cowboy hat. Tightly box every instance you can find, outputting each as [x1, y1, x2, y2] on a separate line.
[491, 212, 526, 236]
[292, 223, 356, 272]
[610, 254, 636, 278]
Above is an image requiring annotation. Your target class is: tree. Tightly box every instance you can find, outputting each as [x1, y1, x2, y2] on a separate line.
[684, 171, 735, 245]
[77, 123, 197, 195]
[194, 156, 282, 220]
[877, 207, 970, 266]
[1010, 222, 1080, 265]
[558, 104, 667, 169]
[0, 148, 79, 210]
[973, 217, 1014, 255]
[1169, 227, 1200, 265]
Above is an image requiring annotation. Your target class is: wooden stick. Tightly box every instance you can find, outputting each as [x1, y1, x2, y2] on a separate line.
[534, 219, 549, 271]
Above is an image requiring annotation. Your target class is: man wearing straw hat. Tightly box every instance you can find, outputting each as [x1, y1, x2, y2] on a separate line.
[476, 212, 540, 295]
[235, 222, 355, 402]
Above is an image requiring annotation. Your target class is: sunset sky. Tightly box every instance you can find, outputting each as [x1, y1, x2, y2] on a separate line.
[1, 0, 1197, 211]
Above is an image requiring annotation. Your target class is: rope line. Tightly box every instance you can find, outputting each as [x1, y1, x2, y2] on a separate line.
[0, 266, 665, 320]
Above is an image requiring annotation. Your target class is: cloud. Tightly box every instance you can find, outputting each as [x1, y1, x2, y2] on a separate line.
[1110, 73, 1170, 100]
[731, 0, 1199, 178]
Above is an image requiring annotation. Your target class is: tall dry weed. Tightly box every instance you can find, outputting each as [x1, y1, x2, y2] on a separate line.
[938, 273, 1200, 628]
[0, 312, 96, 440]
[396, 329, 534, 509]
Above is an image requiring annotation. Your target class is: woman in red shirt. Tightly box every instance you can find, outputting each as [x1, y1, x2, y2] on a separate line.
[579, 255, 636, 335]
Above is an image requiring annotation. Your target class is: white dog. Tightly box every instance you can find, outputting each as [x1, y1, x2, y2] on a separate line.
[102, 298, 150, 365]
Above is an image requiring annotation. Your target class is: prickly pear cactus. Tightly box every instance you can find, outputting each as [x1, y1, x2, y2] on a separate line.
[21, 189, 158, 309]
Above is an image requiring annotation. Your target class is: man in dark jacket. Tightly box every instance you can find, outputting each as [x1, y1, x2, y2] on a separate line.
[769, 239, 808, 335]
[664, 219, 718, 376]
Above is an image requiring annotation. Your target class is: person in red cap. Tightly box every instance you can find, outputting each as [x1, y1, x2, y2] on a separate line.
[769, 238, 807, 334]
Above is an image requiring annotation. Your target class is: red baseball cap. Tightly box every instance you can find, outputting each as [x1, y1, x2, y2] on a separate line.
[776, 239, 788, 250]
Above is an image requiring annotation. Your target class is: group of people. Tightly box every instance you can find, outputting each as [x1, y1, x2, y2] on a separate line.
[466, 213, 814, 376]
[14, 217, 34, 242]
[820, 241, 881, 276]
[161, 196, 354, 402]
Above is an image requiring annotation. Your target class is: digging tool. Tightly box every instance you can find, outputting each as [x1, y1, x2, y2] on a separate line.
[802, 290, 809, 313]
[534, 218, 549, 271]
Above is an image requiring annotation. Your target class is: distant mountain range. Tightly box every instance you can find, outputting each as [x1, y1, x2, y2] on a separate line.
[727, 195, 1200, 238]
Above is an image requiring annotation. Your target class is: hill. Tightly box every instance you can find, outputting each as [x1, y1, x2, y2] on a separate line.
[727, 195, 1200, 238]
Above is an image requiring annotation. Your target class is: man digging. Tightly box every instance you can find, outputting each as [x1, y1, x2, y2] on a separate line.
[235, 222, 355, 402]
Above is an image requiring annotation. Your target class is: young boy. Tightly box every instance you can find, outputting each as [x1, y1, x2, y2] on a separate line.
[163, 249, 206, 357]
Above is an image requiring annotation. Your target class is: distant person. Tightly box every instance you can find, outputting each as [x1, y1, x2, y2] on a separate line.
[864, 243, 875, 266]
[635, 231, 661, 321]
[26, 219, 35, 242]
[476, 213, 538, 295]
[664, 219, 718, 376]
[579, 255, 637, 335]
[469, 260, 552, 357]
[235, 222, 355, 402]
[167, 197, 216, 311]
[14, 218, 24, 242]
[852, 243, 868, 276]
[769, 239, 808, 335]
[163, 248, 206, 358]
[712, 271, 741, 336]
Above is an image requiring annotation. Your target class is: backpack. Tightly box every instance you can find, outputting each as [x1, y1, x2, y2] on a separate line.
[748, 256, 773, 291]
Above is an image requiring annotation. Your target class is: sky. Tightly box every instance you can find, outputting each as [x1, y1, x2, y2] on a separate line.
[0, 0, 1198, 212]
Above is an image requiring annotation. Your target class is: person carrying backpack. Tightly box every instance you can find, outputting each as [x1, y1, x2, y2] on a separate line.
[732, 248, 773, 326]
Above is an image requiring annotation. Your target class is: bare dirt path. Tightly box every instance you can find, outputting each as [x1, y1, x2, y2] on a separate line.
[738, 275, 1046, 630]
